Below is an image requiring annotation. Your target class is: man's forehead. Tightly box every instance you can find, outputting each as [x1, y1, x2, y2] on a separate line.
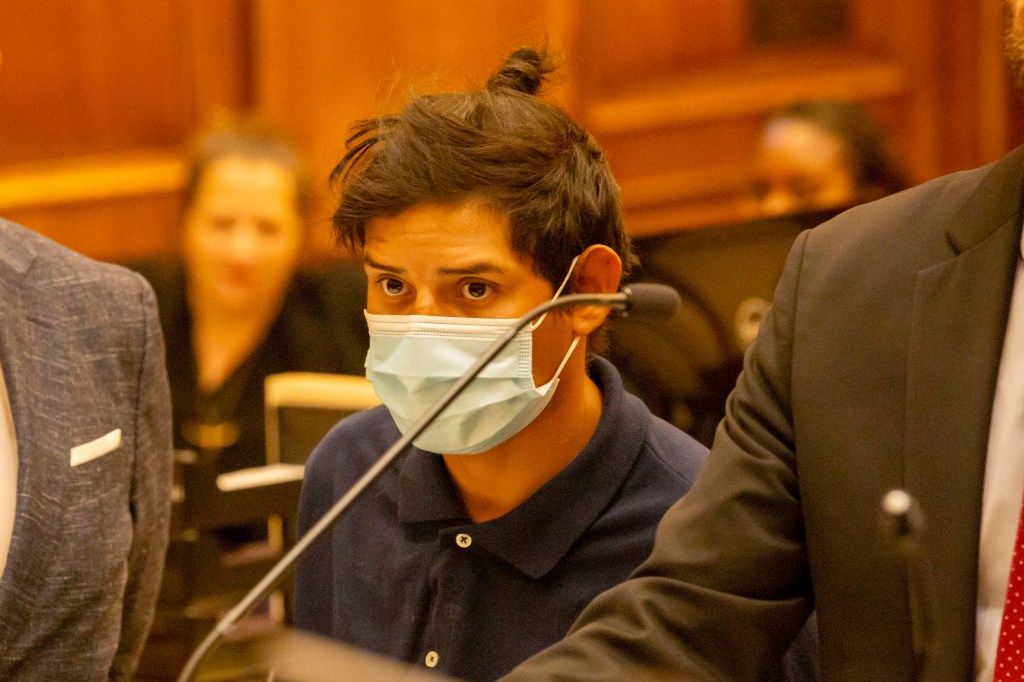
[363, 204, 517, 250]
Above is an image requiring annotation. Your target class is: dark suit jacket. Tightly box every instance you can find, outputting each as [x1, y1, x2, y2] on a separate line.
[502, 147, 1024, 681]
[0, 221, 173, 680]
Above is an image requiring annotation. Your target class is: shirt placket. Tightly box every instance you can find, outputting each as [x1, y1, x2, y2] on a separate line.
[419, 527, 476, 674]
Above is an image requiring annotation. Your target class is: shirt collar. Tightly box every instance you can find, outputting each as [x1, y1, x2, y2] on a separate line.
[396, 355, 651, 579]
[397, 449, 466, 523]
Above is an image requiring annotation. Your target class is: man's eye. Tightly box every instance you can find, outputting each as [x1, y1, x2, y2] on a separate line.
[381, 278, 407, 296]
[462, 281, 492, 300]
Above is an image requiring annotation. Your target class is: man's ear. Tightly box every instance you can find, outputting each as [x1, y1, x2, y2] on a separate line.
[570, 244, 622, 337]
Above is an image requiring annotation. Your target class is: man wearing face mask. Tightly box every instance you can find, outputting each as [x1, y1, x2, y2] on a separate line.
[293, 48, 818, 682]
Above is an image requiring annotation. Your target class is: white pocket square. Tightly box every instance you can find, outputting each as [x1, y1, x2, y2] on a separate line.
[70, 428, 122, 467]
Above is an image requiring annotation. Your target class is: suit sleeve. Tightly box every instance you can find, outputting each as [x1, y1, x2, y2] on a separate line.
[502, 231, 816, 682]
[110, 276, 174, 681]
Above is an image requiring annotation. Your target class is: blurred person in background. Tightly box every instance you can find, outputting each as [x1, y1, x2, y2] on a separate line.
[753, 99, 909, 217]
[132, 117, 369, 479]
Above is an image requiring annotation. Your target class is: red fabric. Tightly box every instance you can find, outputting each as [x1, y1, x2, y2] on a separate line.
[995, 503, 1024, 680]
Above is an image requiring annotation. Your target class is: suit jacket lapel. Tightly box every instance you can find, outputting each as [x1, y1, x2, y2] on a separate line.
[0, 225, 68, 646]
[903, 150, 1024, 676]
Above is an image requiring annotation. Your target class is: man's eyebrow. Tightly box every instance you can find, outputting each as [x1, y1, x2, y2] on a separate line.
[363, 255, 404, 273]
[363, 256, 505, 277]
[436, 263, 505, 276]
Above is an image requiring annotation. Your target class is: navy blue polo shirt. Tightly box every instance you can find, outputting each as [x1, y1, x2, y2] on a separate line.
[294, 356, 707, 681]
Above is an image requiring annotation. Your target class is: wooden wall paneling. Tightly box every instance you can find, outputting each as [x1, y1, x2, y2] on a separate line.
[755, 0, 929, 183]
[976, 1, 1023, 163]
[0, 0, 253, 165]
[251, 0, 1020, 238]
[897, 1, 944, 180]
[938, 0, 985, 173]
[0, 152, 185, 210]
[574, 0, 747, 94]
[846, 0, 938, 181]
[539, 0, 586, 119]
[941, 0, 1024, 171]
[571, 1, 749, 233]
[180, 0, 257, 122]
[0, 1, 194, 165]
[0, 151, 187, 261]
[847, 0, 891, 52]
[587, 58, 908, 233]
[255, 0, 565, 183]
[750, 0, 851, 47]
[3, 193, 182, 264]
[585, 52, 906, 136]
[604, 117, 765, 181]
[254, 0, 580, 258]
[0, 1, 254, 261]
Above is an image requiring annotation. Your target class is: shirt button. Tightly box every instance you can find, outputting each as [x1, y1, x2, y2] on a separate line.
[455, 533, 472, 548]
[425, 650, 439, 668]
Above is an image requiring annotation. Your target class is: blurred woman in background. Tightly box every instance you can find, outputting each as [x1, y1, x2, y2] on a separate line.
[754, 99, 909, 216]
[133, 117, 368, 476]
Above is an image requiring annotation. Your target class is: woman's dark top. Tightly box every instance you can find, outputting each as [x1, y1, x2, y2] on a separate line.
[131, 259, 369, 475]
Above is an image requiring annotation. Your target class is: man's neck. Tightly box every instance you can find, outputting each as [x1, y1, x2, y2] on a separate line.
[442, 358, 602, 523]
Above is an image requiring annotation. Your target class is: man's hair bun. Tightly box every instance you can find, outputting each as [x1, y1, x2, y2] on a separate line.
[485, 47, 555, 96]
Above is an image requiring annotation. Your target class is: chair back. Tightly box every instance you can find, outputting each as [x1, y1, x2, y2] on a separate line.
[264, 372, 380, 466]
[606, 209, 838, 444]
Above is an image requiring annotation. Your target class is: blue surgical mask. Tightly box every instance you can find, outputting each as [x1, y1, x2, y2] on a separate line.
[364, 258, 579, 455]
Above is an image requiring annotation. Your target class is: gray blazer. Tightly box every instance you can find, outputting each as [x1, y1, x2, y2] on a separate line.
[0, 221, 173, 680]
[503, 147, 1024, 681]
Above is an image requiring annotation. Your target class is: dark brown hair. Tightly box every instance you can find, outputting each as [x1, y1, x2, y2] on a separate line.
[330, 47, 634, 290]
[183, 114, 315, 219]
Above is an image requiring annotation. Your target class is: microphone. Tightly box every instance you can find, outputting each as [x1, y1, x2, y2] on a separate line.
[176, 283, 680, 681]
[620, 283, 681, 319]
[880, 489, 936, 682]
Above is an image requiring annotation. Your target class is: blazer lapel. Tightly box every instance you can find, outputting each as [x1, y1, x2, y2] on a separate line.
[903, 151, 1024, 676]
[0, 225, 69, 647]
